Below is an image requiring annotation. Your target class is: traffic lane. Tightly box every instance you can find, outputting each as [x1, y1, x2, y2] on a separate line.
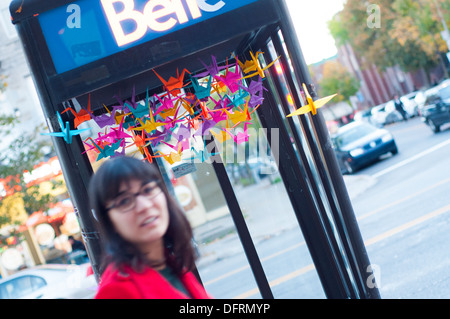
[200, 228, 324, 299]
[360, 118, 450, 177]
[202, 159, 450, 298]
[365, 205, 450, 298]
[227, 201, 450, 299]
[352, 143, 450, 241]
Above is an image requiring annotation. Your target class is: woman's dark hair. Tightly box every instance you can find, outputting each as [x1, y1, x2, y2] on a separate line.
[88, 156, 196, 275]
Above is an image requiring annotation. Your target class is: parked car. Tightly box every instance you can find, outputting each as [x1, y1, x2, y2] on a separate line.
[0, 263, 97, 299]
[370, 102, 402, 126]
[420, 83, 450, 133]
[332, 121, 398, 174]
[400, 91, 420, 117]
[353, 109, 373, 123]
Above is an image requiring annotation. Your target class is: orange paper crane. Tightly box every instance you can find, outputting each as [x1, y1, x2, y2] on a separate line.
[153, 68, 191, 96]
[237, 51, 280, 79]
[286, 83, 337, 117]
[61, 95, 92, 128]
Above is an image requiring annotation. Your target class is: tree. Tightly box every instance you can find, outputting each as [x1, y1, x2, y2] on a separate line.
[328, 0, 449, 80]
[0, 75, 60, 228]
[318, 60, 360, 107]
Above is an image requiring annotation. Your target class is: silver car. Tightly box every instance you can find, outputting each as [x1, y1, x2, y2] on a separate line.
[0, 263, 97, 299]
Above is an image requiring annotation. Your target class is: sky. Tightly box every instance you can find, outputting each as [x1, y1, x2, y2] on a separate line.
[284, 0, 346, 65]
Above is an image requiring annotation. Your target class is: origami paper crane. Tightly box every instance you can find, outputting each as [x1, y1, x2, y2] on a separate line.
[211, 80, 228, 96]
[126, 130, 165, 163]
[193, 118, 216, 137]
[88, 105, 118, 128]
[127, 130, 152, 155]
[169, 123, 191, 142]
[155, 142, 184, 165]
[286, 83, 337, 117]
[237, 51, 280, 79]
[114, 110, 129, 125]
[190, 75, 212, 100]
[214, 59, 241, 93]
[191, 99, 213, 120]
[147, 127, 173, 147]
[61, 97, 92, 128]
[85, 137, 124, 161]
[185, 145, 220, 163]
[240, 77, 267, 108]
[195, 55, 228, 78]
[224, 99, 251, 125]
[127, 100, 150, 120]
[101, 117, 132, 143]
[41, 112, 90, 144]
[210, 120, 231, 143]
[224, 84, 249, 108]
[225, 122, 252, 145]
[153, 68, 190, 96]
[132, 90, 166, 133]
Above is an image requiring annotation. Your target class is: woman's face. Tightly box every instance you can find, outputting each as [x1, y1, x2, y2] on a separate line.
[107, 179, 169, 253]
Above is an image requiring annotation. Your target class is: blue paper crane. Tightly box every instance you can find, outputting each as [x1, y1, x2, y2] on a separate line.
[41, 112, 90, 144]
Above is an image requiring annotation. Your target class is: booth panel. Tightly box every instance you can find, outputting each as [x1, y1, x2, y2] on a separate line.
[220, 111, 326, 298]
[260, 31, 366, 296]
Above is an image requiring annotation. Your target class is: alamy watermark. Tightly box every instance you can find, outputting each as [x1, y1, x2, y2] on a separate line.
[366, 264, 381, 289]
[66, 4, 81, 29]
[367, 4, 381, 29]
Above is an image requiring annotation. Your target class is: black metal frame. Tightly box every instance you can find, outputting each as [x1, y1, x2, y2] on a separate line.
[9, 0, 380, 299]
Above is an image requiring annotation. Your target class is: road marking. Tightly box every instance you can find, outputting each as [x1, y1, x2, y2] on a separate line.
[231, 204, 450, 298]
[371, 139, 450, 178]
[203, 242, 305, 286]
[357, 177, 450, 222]
[232, 264, 316, 299]
[363, 204, 450, 246]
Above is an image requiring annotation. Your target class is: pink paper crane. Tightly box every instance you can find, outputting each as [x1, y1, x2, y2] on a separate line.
[214, 58, 241, 93]
[225, 122, 252, 145]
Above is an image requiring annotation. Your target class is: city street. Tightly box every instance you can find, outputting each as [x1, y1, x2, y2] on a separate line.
[196, 117, 450, 299]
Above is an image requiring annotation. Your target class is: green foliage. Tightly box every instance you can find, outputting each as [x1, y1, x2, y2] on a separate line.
[0, 81, 58, 227]
[329, 0, 448, 75]
[318, 61, 360, 106]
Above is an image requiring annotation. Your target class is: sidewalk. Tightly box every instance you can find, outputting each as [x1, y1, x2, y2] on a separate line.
[193, 174, 377, 260]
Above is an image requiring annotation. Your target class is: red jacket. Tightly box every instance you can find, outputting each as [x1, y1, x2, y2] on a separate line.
[95, 264, 211, 299]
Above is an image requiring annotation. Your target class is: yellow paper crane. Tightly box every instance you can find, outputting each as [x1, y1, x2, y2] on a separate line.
[237, 51, 280, 79]
[286, 83, 337, 117]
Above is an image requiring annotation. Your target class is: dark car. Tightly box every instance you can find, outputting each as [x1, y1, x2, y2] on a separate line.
[332, 121, 398, 174]
[420, 83, 450, 133]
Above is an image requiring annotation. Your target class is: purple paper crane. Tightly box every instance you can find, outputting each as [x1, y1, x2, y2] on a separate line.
[239, 77, 267, 108]
[147, 127, 173, 147]
[193, 119, 217, 138]
[170, 123, 191, 142]
[195, 55, 228, 78]
[88, 104, 122, 129]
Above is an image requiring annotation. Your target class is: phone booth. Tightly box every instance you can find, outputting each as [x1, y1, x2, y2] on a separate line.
[10, 0, 380, 299]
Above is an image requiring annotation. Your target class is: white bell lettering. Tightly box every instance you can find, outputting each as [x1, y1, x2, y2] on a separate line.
[101, 0, 148, 46]
[101, 0, 206, 47]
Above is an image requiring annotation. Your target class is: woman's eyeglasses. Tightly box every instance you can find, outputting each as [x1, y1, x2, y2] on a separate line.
[107, 182, 162, 212]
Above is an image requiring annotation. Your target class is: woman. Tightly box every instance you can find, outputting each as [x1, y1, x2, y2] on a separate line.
[89, 156, 210, 299]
